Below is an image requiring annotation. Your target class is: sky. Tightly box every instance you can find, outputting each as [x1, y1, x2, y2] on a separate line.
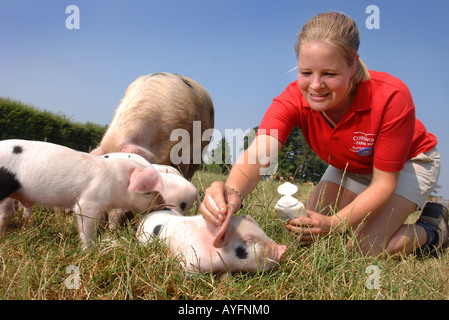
[1, 0, 449, 199]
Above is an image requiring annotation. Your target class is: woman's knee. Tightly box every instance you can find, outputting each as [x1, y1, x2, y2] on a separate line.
[349, 195, 419, 257]
[307, 180, 357, 215]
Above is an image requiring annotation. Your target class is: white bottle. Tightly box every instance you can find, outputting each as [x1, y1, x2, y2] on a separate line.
[274, 182, 307, 221]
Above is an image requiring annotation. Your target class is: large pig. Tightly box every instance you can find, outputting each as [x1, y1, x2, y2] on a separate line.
[0, 139, 164, 248]
[137, 210, 287, 273]
[91, 72, 215, 180]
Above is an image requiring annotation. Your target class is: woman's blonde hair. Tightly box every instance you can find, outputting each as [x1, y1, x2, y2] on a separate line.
[295, 12, 370, 85]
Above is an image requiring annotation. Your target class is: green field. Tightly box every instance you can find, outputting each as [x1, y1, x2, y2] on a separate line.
[1, 171, 448, 300]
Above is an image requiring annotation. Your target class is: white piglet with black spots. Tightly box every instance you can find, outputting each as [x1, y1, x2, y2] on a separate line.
[0, 139, 164, 248]
[137, 210, 287, 273]
[100, 152, 199, 216]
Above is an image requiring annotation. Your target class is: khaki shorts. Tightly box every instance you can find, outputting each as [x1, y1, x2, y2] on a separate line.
[321, 147, 441, 209]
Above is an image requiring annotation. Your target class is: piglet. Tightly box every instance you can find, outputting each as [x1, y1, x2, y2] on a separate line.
[100, 153, 199, 215]
[137, 210, 287, 273]
[0, 139, 164, 248]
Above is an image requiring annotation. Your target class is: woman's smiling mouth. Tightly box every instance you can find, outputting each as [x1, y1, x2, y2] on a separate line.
[309, 92, 330, 101]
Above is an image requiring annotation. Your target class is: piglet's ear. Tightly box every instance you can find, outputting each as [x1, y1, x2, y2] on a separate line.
[211, 204, 234, 248]
[129, 167, 163, 194]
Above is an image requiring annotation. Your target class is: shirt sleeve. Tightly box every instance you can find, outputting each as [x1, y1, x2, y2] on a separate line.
[373, 88, 416, 172]
[257, 82, 301, 145]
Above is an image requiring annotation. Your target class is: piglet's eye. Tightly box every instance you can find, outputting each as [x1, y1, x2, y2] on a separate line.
[245, 238, 255, 246]
[234, 244, 249, 260]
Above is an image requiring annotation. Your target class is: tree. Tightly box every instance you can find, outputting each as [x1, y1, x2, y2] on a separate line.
[208, 136, 233, 174]
[242, 126, 327, 182]
[203, 125, 327, 181]
[277, 127, 327, 182]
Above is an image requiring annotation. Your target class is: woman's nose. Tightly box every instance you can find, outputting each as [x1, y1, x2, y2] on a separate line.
[310, 76, 324, 90]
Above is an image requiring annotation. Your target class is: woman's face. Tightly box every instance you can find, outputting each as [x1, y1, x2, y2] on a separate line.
[297, 41, 356, 114]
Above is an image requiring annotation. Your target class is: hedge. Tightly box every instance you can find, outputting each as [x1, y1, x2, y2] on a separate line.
[0, 97, 107, 152]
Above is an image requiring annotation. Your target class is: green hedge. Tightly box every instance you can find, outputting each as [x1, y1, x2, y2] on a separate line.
[0, 97, 107, 152]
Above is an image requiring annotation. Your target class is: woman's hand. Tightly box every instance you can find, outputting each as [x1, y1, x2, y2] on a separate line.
[200, 181, 242, 226]
[201, 134, 281, 227]
[285, 210, 340, 244]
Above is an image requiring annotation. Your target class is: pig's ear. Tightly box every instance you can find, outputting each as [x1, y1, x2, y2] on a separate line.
[211, 206, 234, 248]
[120, 144, 157, 164]
[243, 215, 259, 226]
[129, 167, 163, 194]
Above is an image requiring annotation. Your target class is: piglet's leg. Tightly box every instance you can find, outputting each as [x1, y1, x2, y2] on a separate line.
[0, 198, 19, 235]
[108, 208, 125, 231]
[74, 203, 107, 249]
[22, 206, 33, 219]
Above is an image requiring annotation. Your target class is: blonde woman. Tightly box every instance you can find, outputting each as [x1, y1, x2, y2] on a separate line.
[201, 12, 447, 257]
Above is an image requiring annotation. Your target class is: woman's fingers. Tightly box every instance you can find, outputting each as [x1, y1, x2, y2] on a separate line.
[210, 181, 228, 214]
[200, 181, 227, 226]
[285, 216, 318, 244]
[285, 222, 315, 244]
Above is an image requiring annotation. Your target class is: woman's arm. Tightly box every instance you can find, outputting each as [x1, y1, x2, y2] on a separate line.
[201, 134, 283, 226]
[286, 167, 400, 241]
[333, 168, 400, 228]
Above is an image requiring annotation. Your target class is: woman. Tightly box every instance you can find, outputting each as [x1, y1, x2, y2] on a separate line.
[201, 12, 448, 257]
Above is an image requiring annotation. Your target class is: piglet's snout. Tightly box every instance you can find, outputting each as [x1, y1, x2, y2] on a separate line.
[264, 242, 287, 265]
[276, 244, 287, 262]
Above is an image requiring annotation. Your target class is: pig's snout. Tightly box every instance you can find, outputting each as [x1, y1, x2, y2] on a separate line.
[276, 244, 287, 262]
[253, 241, 287, 272]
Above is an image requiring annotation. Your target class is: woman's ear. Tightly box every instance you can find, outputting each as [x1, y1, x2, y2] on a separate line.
[351, 54, 359, 76]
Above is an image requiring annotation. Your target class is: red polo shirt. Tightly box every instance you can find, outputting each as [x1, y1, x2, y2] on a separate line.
[258, 70, 437, 174]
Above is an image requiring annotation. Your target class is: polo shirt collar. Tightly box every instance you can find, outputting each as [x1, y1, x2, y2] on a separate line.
[351, 79, 372, 111]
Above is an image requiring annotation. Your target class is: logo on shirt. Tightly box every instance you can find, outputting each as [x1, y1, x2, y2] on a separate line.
[350, 132, 376, 156]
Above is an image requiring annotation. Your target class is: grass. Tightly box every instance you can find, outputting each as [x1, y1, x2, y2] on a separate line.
[1, 171, 448, 300]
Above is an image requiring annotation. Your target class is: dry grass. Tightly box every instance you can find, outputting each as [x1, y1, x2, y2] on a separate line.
[1, 171, 448, 300]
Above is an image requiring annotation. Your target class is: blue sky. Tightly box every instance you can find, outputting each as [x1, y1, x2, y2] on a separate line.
[1, 0, 449, 199]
